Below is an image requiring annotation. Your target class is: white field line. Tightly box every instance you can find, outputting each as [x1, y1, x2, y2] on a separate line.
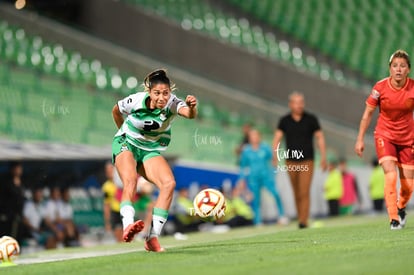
[15, 246, 145, 265]
[14, 228, 278, 265]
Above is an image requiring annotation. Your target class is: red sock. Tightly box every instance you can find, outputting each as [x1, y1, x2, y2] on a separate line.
[384, 171, 398, 222]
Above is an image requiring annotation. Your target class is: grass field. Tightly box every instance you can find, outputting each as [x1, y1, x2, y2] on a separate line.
[2, 213, 414, 275]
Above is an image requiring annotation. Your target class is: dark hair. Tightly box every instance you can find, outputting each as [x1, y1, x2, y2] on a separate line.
[389, 49, 411, 68]
[143, 69, 175, 91]
[31, 184, 44, 193]
[9, 161, 22, 169]
[338, 157, 347, 164]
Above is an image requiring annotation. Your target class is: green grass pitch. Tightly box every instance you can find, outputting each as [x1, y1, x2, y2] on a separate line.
[2, 213, 414, 275]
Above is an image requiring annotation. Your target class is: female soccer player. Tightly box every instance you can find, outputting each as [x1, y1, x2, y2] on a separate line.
[112, 69, 197, 251]
[355, 50, 414, 229]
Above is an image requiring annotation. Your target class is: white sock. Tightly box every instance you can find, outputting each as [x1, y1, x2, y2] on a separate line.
[148, 208, 168, 239]
[120, 203, 135, 230]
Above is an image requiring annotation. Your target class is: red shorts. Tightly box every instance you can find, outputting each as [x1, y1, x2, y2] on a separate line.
[375, 136, 414, 169]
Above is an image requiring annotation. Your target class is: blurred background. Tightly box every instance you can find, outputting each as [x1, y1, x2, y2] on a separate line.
[0, 0, 410, 244]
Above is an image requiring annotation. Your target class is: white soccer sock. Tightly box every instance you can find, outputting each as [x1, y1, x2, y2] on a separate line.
[120, 202, 135, 230]
[148, 208, 168, 239]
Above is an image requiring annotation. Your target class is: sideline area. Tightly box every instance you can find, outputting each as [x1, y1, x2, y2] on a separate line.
[13, 212, 390, 265]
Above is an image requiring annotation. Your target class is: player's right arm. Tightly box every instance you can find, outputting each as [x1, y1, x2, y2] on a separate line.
[112, 104, 124, 129]
[355, 104, 376, 157]
[112, 93, 140, 129]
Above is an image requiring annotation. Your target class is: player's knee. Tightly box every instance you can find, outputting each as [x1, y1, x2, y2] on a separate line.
[123, 177, 138, 192]
[160, 179, 176, 193]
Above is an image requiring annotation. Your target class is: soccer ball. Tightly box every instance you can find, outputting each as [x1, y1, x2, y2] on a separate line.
[0, 236, 20, 262]
[193, 188, 226, 219]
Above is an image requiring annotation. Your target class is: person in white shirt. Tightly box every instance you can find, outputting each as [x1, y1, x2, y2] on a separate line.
[43, 186, 66, 246]
[59, 187, 79, 247]
[22, 186, 57, 249]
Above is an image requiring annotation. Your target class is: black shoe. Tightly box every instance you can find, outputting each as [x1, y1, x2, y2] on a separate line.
[390, 219, 402, 230]
[398, 208, 406, 227]
[298, 223, 307, 229]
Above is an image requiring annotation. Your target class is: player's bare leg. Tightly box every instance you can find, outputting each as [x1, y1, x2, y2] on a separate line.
[115, 151, 144, 242]
[139, 156, 176, 252]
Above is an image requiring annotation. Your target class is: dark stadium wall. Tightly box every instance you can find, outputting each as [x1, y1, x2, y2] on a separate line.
[77, 0, 373, 129]
[0, 160, 107, 189]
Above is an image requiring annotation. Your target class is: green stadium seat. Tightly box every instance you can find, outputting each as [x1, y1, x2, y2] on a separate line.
[25, 90, 46, 114]
[0, 17, 276, 164]
[120, 0, 354, 87]
[221, 0, 414, 81]
[0, 85, 24, 110]
[0, 100, 12, 133]
[0, 62, 10, 84]
[197, 101, 218, 123]
[9, 68, 38, 90]
[11, 112, 48, 140]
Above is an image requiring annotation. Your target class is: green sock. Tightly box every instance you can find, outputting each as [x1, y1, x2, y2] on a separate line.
[149, 208, 168, 239]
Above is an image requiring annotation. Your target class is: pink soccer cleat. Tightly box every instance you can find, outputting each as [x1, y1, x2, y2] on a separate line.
[123, 220, 144, 242]
[144, 237, 165, 252]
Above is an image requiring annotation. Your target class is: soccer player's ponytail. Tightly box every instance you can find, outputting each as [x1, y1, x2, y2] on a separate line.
[143, 69, 176, 92]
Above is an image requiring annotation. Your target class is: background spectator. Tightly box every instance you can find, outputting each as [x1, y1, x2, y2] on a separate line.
[369, 158, 385, 213]
[23, 186, 57, 249]
[338, 158, 360, 215]
[174, 187, 203, 233]
[59, 187, 80, 247]
[0, 161, 27, 243]
[324, 159, 343, 217]
[235, 123, 252, 164]
[273, 92, 327, 229]
[102, 162, 123, 242]
[219, 184, 254, 228]
[240, 129, 287, 225]
[43, 186, 66, 247]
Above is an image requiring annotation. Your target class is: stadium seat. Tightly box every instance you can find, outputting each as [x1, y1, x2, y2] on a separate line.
[222, 0, 414, 82]
[0, 17, 275, 164]
[123, 0, 360, 88]
[11, 112, 49, 140]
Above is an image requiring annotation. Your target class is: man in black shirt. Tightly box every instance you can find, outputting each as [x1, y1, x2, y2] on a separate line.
[273, 92, 327, 228]
[0, 161, 27, 242]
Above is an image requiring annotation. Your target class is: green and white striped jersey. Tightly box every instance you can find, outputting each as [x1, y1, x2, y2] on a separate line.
[115, 92, 187, 151]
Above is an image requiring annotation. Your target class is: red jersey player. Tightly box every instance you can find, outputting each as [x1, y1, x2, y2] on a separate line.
[355, 49, 414, 230]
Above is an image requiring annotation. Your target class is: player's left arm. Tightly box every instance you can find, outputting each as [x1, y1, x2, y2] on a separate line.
[315, 129, 327, 171]
[178, 95, 198, 119]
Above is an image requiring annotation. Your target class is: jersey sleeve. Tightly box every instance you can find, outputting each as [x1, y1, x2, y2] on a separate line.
[169, 94, 187, 114]
[117, 93, 141, 115]
[277, 116, 287, 132]
[366, 87, 380, 107]
[310, 114, 321, 132]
